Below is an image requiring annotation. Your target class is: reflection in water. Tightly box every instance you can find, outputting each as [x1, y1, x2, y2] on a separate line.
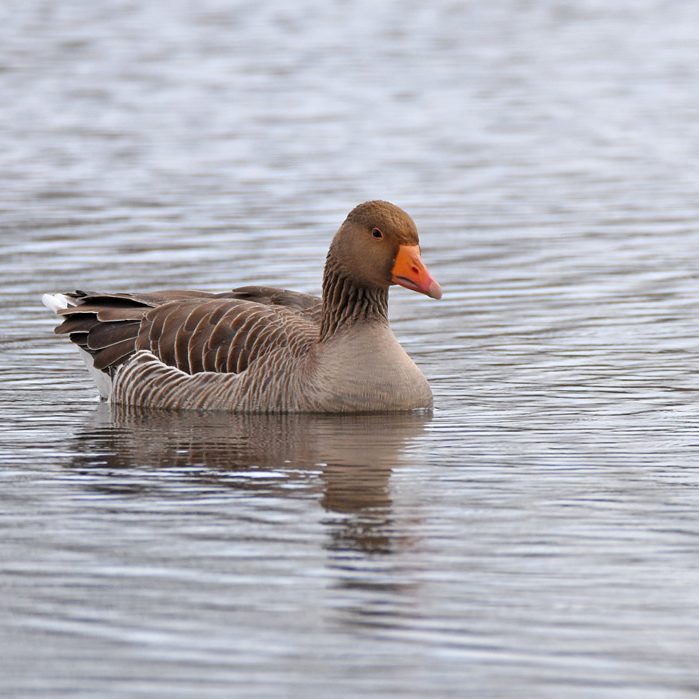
[322, 463, 396, 555]
[69, 403, 429, 556]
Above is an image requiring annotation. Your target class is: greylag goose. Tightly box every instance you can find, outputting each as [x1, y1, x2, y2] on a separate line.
[42, 200, 442, 413]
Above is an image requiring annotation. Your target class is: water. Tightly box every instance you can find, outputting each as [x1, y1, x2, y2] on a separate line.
[2, 1, 699, 696]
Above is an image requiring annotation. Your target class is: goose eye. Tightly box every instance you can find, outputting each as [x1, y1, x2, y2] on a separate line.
[371, 228, 383, 239]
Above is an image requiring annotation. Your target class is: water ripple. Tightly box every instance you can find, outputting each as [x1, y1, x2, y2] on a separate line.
[2, 1, 699, 697]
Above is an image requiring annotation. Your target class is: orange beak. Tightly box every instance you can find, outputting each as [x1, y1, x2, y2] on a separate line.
[391, 245, 442, 299]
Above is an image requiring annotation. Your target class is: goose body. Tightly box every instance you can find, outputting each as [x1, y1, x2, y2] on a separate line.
[43, 201, 442, 413]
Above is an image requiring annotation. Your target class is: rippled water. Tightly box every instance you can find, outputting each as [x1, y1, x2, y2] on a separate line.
[2, 1, 699, 697]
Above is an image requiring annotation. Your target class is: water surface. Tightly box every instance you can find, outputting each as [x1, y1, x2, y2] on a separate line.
[2, 1, 699, 697]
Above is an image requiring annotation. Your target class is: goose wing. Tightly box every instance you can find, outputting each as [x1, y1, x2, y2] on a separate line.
[54, 288, 321, 376]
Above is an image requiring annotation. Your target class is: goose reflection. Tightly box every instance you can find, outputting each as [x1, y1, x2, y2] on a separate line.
[69, 403, 429, 555]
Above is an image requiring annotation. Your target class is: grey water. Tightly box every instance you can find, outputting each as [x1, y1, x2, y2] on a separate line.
[2, 1, 699, 697]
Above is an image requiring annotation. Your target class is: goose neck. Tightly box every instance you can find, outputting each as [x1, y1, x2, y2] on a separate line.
[319, 255, 388, 341]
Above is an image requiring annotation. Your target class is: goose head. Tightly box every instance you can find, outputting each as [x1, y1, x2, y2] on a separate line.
[329, 200, 442, 300]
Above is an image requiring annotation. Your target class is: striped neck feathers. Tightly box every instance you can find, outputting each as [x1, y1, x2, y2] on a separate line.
[320, 253, 389, 341]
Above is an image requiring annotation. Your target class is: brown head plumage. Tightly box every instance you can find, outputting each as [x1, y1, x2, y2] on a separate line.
[328, 200, 441, 299]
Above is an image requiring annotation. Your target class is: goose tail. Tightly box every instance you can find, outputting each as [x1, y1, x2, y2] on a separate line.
[41, 293, 74, 314]
[41, 292, 112, 400]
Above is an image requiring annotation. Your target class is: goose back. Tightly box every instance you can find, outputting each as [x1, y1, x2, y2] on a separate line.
[54, 288, 321, 377]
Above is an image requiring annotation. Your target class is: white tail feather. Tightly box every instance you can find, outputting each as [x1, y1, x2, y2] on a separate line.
[42, 292, 111, 400]
[78, 347, 113, 400]
[42, 293, 73, 313]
